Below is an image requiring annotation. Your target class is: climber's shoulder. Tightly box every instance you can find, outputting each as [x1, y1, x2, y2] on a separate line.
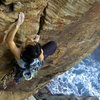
[7, 41, 21, 60]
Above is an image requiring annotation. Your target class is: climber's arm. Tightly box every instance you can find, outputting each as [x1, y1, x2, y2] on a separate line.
[5, 24, 21, 59]
[5, 12, 25, 60]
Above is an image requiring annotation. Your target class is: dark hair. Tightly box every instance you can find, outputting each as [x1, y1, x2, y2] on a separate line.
[21, 43, 42, 64]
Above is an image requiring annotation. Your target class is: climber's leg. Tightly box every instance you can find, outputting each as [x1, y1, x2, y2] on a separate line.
[42, 41, 57, 60]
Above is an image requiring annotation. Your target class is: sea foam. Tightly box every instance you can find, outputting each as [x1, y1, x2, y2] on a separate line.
[47, 45, 100, 97]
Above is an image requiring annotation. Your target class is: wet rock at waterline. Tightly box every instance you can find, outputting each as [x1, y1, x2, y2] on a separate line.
[0, 0, 100, 100]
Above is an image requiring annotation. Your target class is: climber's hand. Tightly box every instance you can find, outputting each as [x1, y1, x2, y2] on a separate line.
[25, 35, 40, 45]
[16, 12, 25, 27]
[35, 35, 40, 42]
[27, 34, 40, 42]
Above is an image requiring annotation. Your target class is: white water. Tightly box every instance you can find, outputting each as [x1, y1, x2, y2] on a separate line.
[47, 45, 100, 97]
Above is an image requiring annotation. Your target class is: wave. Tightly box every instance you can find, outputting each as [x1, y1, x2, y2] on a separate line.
[47, 49, 100, 97]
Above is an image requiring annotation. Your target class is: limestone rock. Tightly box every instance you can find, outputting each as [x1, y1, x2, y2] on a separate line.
[35, 95, 99, 100]
[43, 0, 99, 30]
[0, 0, 100, 100]
[34, 87, 99, 100]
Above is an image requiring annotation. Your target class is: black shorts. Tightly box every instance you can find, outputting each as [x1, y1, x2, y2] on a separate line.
[42, 41, 57, 60]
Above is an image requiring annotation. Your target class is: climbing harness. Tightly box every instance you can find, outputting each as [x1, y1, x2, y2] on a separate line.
[15, 58, 43, 82]
[0, 50, 44, 89]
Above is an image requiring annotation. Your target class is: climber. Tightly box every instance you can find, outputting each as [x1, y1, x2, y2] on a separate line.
[5, 12, 57, 82]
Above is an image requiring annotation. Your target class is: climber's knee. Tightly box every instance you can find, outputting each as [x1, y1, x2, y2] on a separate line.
[42, 41, 57, 60]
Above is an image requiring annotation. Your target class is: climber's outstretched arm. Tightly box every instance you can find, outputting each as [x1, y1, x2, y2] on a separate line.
[5, 12, 25, 59]
[5, 24, 21, 59]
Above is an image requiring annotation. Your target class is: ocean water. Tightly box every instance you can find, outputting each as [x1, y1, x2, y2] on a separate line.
[47, 44, 100, 97]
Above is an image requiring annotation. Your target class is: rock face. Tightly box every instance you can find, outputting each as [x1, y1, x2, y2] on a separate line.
[34, 95, 99, 100]
[0, 0, 100, 100]
[34, 88, 99, 100]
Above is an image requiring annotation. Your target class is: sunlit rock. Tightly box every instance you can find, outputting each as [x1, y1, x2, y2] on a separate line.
[0, 0, 100, 100]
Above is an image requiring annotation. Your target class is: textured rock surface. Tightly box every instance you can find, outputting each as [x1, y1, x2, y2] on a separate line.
[31, 87, 99, 100]
[34, 95, 99, 100]
[43, 0, 100, 30]
[25, 96, 36, 100]
[34, 87, 99, 100]
[0, 0, 100, 100]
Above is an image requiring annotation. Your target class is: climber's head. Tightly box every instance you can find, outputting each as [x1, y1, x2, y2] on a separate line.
[21, 42, 42, 63]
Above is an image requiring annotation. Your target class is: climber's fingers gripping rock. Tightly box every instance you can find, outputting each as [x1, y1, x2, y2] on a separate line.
[16, 12, 25, 27]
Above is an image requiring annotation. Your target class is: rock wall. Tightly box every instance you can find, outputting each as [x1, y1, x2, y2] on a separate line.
[0, 0, 100, 100]
[34, 87, 99, 100]
[34, 95, 99, 100]
[33, 87, 99, 100]
[43, 0, 99, 30]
